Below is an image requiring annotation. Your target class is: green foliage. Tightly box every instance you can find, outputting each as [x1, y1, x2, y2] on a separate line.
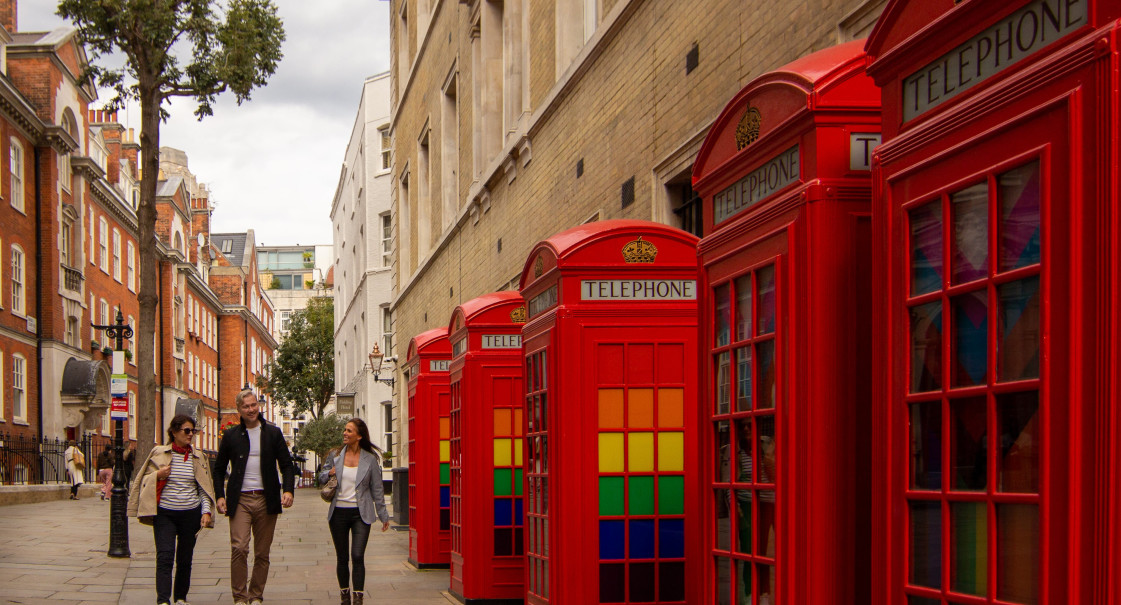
[256, 297, 334, 419]
[57, 0, 286, 119]
[293, 413, 348, 459]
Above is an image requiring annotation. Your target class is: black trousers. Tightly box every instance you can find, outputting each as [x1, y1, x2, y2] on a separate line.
[153, 506, 202, 603]
[328, 507, 371, 591]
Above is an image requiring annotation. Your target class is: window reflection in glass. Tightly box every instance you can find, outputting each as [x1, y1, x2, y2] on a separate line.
[715, 490, 731, 551]
[734, 490, 751, 555]
[910, 302, 943, 393]
[910, 201, 943, 295]
[951, 501, 988, 596]
[952, 291, 988, 387]
[716, 420, 730, 483]
[735, 348, 752, 412]
[716, 352, 731, 414]
[998, 277, 1041, 382]
[755, 416, 776, 558]
[998, 391, 1039, 494]
[735, 559, 752, 604]
[734, 275, 752, 341]
[999, 161, 1041, 272]
[756, 342, 776, 409]
[909, 500, 942, 589]
[997, 503, 1039, 604]
[715, 284, 731, 347]
[757, 266, 776, 335]
[951, 397, 988, 491]
[910, 402, 942, 491]
[951, 182, 989, 284]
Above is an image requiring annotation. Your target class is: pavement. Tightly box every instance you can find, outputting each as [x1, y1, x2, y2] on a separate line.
[0, 488, 454, 604]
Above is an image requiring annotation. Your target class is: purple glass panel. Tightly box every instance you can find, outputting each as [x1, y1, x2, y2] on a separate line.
[999, 161, 1041, 272]
[951, 182, 989, 284]
[910, 201, 943, 295]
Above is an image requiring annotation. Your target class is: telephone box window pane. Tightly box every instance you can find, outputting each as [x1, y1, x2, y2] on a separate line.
[735, 275, 752, 341]
[756, 341, 776, 409]
[495, 499, 513, 526]
[997, 503, 1040, 604]
[716, 352, 731, 414]
[998, 277, 1041, 381]
[495, 527, 513, 556]
[999, 160, 1041, 272]
[494, 408, 512, 435]
[951, 501, 988, 596]
[440, 486, 450, 507]
[951, 183, 990, 284]
[659, 561, 685, 601]
[658, 388, 685, 428]
[440, 509, 450, 530]
[734, 491, 751, 554]
[515, 527, 524, 554]
[630, 562, 656, 601]
[735, 348, 752, 411]
[658, 432, 685, 472]
[630, 519, 656, 558]
[494, 439, 513, 466]
[910, 402, 943, 491]
[951, 291, 988, 387]
[599, 477, 624, 515]
[909, 500, 942, 589]
[630, 388, 655, 428]
[600, 520, 626, 559]
[599, 433, 625, 472]
[630, 476, 655, 515]
[756, 416, 776, 484]
[907, 597, 941, 605]
[910, 201, 944, 295]
[757, 266, 776, 335]
[755, 564, 775, 602]
[629, 432, 655, 472]
[951, 397, 988, 491]
[659, 519, 685, 558]
[600, 563, 626, 602]
[715, 490, 732, 551]
[716, 557, 731, 605]
[629, 343, 655, 384]
[715, 284, 731, 347]
[998, 391, 1040, 494]
[514, 468, 524, 496]
[733, 560, 752, 604]
[910, 301, 943, 392]
[440, 463, 450, 484]
[658, 476, 684, 515]
[735, 418, 753, 483]
[716, 421, 731, 482]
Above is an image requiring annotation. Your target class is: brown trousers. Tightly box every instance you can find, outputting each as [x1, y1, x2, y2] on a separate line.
[229, 492, 278, 602]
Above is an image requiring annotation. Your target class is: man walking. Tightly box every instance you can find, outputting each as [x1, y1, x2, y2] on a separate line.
[214, 389, 296, 605]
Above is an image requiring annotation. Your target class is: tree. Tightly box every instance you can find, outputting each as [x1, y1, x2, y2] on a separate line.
[257, 297, 335, 419]
[57, 0, 285, 463]
[293, 413, 348, 460]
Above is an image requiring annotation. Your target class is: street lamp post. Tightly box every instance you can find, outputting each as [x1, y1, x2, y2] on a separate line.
[92, 310, 134, 558]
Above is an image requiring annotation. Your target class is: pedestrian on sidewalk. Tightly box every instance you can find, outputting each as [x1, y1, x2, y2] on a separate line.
[214, 389, 297, 605]
[319, 418, 391, 605]
[96, 447, 114, 501]
[64, 440, 84, 500]
[127, 414, 216, 605]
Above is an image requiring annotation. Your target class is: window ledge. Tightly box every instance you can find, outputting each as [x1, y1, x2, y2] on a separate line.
[12, 419, 29, 426]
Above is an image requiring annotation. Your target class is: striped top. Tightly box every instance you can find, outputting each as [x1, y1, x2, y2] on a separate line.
[159, 452, 212, 514]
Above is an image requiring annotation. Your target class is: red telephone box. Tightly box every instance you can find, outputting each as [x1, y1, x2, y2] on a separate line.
[447, 291, 527, 603]
[518, 219, 700, 604]
[691, 40, 881, 604]
[407, 327, 453, 568]
[866, 2, 1121, 603]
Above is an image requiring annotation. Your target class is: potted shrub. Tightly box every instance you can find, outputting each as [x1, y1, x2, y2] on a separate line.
[102, 346, 114, 357]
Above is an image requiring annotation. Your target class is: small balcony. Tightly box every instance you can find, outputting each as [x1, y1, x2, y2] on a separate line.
[62, 264, 83, 293]
[174, 337, 185, 356]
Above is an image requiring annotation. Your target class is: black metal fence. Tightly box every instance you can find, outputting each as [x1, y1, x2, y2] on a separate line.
[0, 432, 127, 486]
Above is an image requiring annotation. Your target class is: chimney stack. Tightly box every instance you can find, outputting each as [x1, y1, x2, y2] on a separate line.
[0, 0, 16, 33]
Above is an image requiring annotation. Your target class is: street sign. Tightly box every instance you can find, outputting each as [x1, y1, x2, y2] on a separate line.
[111, 374, 128, 421]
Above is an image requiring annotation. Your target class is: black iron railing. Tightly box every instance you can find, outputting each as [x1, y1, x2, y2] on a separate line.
[0, 432, 127, 485]
[62, 264, 84, 292]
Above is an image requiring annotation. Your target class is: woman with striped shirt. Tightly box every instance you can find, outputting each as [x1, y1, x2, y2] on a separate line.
[129, 415, 216, 605]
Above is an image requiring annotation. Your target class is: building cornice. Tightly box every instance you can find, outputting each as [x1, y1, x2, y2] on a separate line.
[220, 306, 279, 350]
[0, 74, 44, 141]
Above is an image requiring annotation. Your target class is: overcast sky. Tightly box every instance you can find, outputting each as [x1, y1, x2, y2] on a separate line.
[20, 1, 390, 247]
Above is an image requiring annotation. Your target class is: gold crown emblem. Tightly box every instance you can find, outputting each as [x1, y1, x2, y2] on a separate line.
[510, 306, 527, 323]
[622, 237, 658, 264]
[735, 107, 762, 150]
[534, 256, 544, 278]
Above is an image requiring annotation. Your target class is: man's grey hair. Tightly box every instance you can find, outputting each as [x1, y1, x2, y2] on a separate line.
[235, 389, 256, 409]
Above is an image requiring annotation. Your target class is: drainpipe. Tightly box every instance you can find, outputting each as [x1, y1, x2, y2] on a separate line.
[158, 260, 165, 428]
[34, 147, 43, 439]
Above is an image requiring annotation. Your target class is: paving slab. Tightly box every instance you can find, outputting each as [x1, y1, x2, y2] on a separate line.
[0, 489, 451, 604]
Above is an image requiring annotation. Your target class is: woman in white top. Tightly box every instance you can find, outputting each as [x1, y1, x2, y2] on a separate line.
[318, 418, 390, 605]
[64, 440, 84, 499]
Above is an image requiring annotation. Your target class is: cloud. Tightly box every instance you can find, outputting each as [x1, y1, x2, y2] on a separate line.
[19, 0, 390, 246]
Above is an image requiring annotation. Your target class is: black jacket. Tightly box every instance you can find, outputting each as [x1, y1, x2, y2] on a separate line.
[213, 417, 296, 516]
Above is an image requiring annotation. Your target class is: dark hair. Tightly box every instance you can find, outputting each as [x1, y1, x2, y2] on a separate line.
[346, 418, 380, 456]
[166, 414, 196, 444]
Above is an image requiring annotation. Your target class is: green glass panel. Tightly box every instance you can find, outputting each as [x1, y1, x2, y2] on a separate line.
[440, 463, 450, 484]
[630, 476, 655, 515]
[658, 476, 684, 515]
[495, 468, 512, 496]
[514, 468, 524, 496]
[599, 476, 625, 516]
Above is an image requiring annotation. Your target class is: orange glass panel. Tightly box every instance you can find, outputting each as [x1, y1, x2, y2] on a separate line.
[439, 417, 450, 439]
[629, 388, 654, 428]
[599, 389, 625, 428]
[494, 409, 512, 436]
[514, 408, 524, 436]
[658, 388, 685, 428]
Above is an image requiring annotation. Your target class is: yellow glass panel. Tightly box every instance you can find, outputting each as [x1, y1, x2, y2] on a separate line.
[513, 408, 524, 436]
[494, 408, 512, 437]
[514, 438, 524, 466]
[629, 389, 654, 428]
[599, 389, 625, 429]
[658, 432, 685, 471]
[439, 418, 450, 439]
[629, 432, 655, 472]
[494, 438, 512, 466]
[658, 388, 685, 428]
[599, 433, 625, 472]
[439, 440, 450, 462]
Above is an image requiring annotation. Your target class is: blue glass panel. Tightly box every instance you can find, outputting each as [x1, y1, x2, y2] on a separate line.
[494, 498, 512, 527]
[630, 519, 656, 559]
[440, 486, 450, 508]
[515, 498, 524, 526]
[600, 520, 626, 560]
[659, 519, 685, 558]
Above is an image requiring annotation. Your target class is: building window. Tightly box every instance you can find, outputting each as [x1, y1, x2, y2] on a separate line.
[100, 299, 109, 328]
[672, 181, 703, 239]
[383, 402, 394, 461]
[11, 245, 25, 315]
[89, 210, 96, 263]
[66, 316, 79, 347]
[61, 220, 73, 266]
[380, 126, 392, 171]
[0, 353, 4, 419]
[280, 311, 291, 331]
[127, 242, 136, 291]
[12, 354, 26, 422]
[9, 138, 24, 213]
[127, 315, 136, 361]
[382, 306, 394, 356]
[59, 152, 71, 191]
[128, 393, 136, 440]
[98, 217, 109, 273]
[112, 230, 122, 282]
[381, 213, 393, 267]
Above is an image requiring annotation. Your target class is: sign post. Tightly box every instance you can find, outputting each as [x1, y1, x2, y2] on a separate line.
[92, 310, 133, 558]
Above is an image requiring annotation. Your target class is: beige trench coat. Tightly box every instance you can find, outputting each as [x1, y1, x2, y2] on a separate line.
[127, 445, 216, 527]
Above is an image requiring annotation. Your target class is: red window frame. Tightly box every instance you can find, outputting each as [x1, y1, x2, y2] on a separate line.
[525, 349, 549, 601]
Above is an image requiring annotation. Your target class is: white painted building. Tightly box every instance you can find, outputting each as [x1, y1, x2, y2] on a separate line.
[332, 72, 395, 480]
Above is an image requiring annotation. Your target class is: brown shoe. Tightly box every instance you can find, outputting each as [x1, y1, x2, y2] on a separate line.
[339, 589, 350, 605]
[352, 591, 363, 605]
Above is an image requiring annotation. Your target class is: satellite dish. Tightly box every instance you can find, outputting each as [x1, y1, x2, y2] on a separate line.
[197, 233, 205, 246]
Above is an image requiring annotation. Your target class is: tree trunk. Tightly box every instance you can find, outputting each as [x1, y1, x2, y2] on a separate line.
[135, 79, 163, 465]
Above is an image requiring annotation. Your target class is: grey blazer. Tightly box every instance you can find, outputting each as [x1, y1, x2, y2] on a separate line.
[318, 449, 390, 525]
